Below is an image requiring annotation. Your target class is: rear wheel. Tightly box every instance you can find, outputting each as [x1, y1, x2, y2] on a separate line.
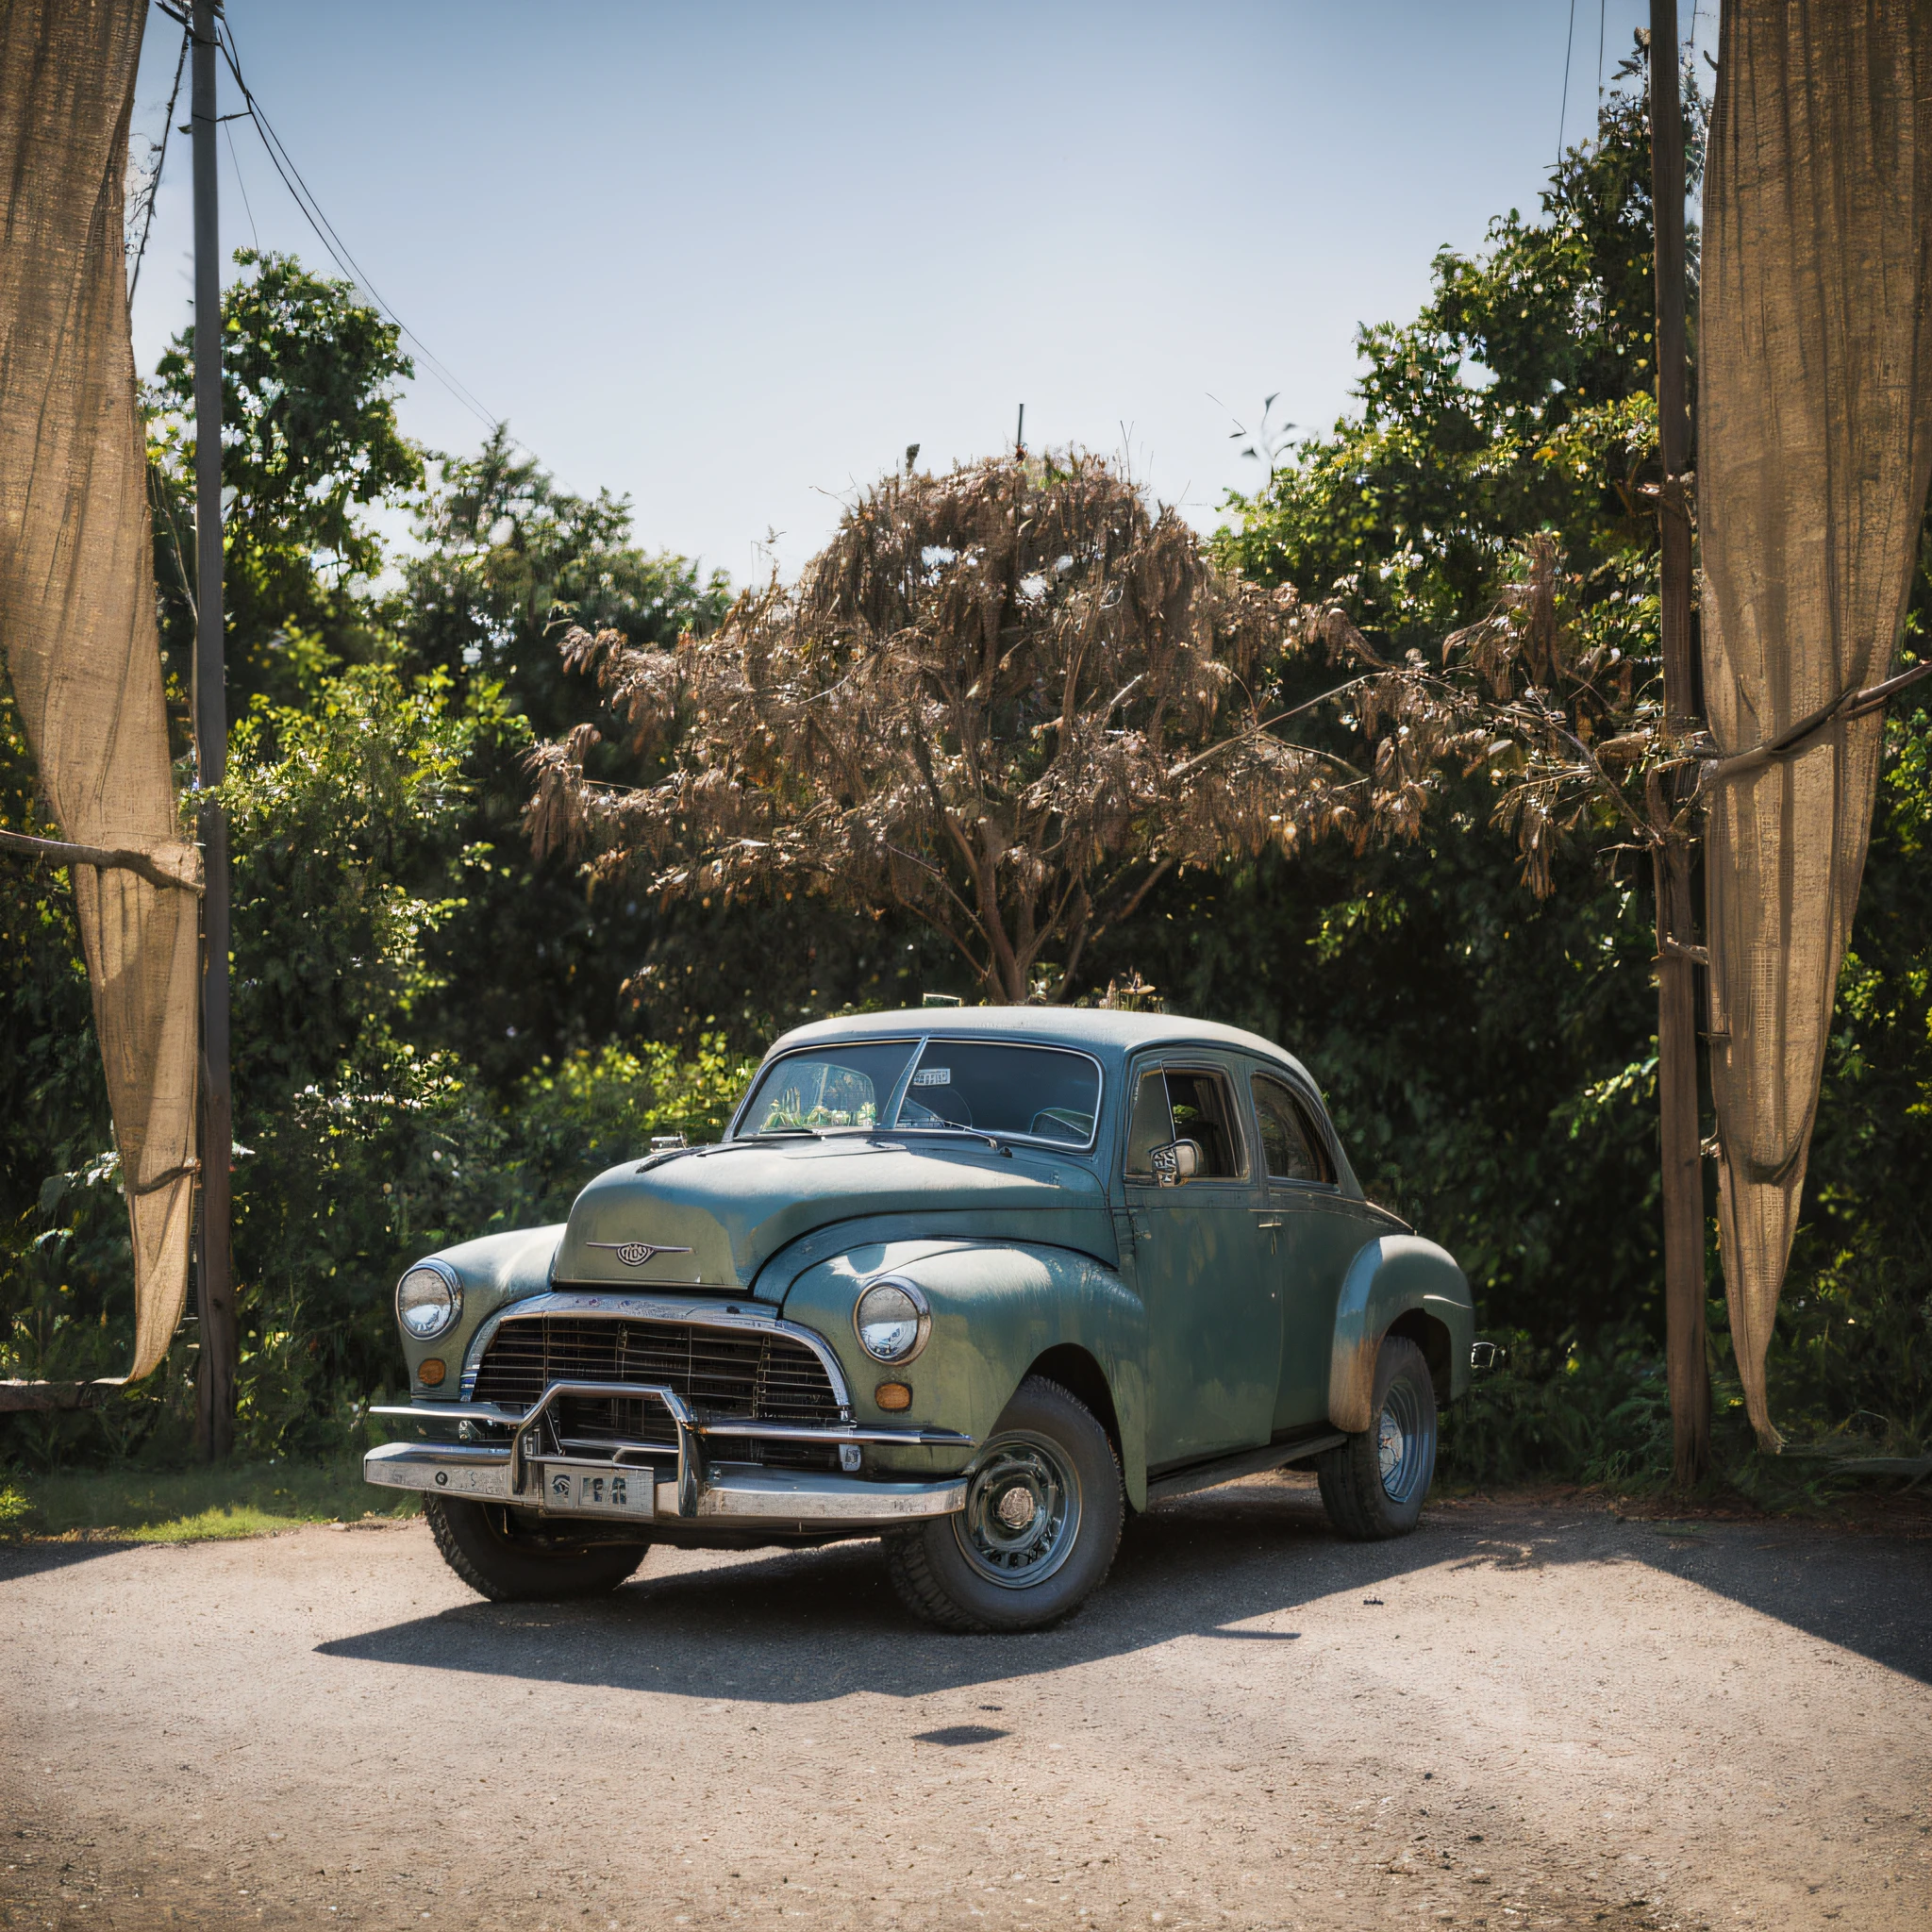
[884, 1375, 1124, 1633]
[425, 1494, 650, 1602]
[1317, 1336, 1438, 1541]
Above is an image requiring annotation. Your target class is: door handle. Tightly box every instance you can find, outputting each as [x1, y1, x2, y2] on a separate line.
[1254, 1215, 1283, 1229]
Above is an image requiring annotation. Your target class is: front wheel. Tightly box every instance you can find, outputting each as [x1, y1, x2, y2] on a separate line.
[884, 1375, 1124, 1633]
[1316, 1335, 1439, 1541]
[425, 1495, 650, 1603]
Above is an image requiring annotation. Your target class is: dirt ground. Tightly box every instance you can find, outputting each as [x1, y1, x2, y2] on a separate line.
[2, 1475, 1926, 1932]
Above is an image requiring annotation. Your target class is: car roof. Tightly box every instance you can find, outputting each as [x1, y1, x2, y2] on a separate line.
[767, 1006, 1324, 1096]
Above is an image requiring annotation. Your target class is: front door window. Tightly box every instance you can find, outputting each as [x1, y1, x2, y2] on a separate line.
[1124, 1069, 1247, 1180]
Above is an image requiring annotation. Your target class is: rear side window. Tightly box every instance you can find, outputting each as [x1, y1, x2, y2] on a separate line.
[1251, 1074, 1336, 1185]
[1124, 1068, 1246, 1180]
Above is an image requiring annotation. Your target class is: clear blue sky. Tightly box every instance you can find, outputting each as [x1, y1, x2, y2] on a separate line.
[128, 1, 1714, 584]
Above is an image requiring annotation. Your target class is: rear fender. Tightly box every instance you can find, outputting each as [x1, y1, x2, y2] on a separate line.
[1327, 1236, 1474, 1432]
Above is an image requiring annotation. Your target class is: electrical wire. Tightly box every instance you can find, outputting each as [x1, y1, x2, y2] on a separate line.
[213, 12, 505, 439]
[1557, 0, 1578, 164]
[222, 114, 259, 254]
[126, 17, 191, 306]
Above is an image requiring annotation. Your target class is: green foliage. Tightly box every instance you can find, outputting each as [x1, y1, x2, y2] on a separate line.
[393, 427, 746, 1087]
[1767, 677, 1932, 1455]
[1214, 76, 1697, 649]
[1438, 1326, 1674, 1488]
[220, 663, 494, 1090]
[151, 249, 424, 704]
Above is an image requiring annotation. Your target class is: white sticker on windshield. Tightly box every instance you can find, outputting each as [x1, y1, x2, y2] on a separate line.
[912, 1067, 952, 1086]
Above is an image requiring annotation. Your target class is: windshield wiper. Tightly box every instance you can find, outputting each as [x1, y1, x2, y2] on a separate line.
[870, 1125, 1011, 1158]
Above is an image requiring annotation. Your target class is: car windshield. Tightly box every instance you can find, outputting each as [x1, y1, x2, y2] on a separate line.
[890, 1040, 1100, 1147]
[737, 1041, 918, 1132]
[735, 1037, 1102, 1147]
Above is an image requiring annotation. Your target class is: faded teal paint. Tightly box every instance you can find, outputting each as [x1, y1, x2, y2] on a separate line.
[776, 1236, 1151, 1510]
[557, 1139, 1114, 1291]
[1325, 1235, 1475, 1431]
[1122, 1170, 1279, 1467]
[387, 1008, 1473, 1508]
[1273, 1197, 1397, 1432]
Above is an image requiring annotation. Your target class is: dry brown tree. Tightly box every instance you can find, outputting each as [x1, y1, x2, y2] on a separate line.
[525, 451, 1353, 1004]
[1295, 534, 1699, 902]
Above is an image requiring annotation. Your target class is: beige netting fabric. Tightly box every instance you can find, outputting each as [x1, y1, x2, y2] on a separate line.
[0, 0, 202, 1383]
[1699, 0, 1932, 1450]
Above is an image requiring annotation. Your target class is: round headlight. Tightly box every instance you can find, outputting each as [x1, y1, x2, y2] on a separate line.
[396, 1263, 460, 1341]
[855, 1277, 929, 1364]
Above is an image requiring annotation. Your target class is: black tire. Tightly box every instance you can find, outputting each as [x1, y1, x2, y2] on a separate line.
[1317, 1335, 1439, 1541]
[425, 1494, 650, 1603]
[883, 1375, 1124, 1634]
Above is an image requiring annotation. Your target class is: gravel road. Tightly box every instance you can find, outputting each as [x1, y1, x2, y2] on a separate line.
[2, 1476, 1926, 1932]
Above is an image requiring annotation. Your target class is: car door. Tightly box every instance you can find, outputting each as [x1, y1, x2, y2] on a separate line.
[1120, 1058, 1281, 1467]
[1246, 1068, 1366, 1430]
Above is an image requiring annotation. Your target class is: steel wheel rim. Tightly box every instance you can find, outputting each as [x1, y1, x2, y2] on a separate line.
[953, 1429, 1082, 1590]
[1376, 1375, 1434, 1505]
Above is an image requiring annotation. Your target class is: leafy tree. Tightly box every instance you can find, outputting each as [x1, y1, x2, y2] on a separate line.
[1218, 67, 1696, 646]
[149, 249, 423, 705]
[389, 428, 748, 1081]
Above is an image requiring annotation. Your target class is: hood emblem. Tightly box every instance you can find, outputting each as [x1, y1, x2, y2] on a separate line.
[585, 1241, 694, 1269]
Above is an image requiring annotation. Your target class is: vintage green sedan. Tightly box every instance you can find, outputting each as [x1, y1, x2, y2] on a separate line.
[365, 1008, 1474, 1631]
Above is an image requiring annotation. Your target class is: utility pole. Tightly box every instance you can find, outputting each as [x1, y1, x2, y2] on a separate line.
[1648, 0, 1709, 1488]
[191, 0, 236, 1460]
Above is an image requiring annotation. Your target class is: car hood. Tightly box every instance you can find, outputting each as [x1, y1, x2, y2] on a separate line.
[555, 1137, 1110, 1293]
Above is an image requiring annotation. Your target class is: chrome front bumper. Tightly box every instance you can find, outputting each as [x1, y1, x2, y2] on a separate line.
[363, 1378, 971, 1531]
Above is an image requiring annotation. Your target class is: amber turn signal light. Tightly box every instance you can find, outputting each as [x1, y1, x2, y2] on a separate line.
[874, 1380, 912, 1411]
[417, 1357, 446, 1388]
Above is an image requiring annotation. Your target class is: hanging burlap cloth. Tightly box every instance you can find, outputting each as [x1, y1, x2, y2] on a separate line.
[1700, 0, 1932, 1450]
[0, 0, 203, 1385]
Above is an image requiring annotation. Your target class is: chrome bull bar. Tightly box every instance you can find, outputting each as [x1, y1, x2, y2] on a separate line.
[367, 1384, 974, 1522]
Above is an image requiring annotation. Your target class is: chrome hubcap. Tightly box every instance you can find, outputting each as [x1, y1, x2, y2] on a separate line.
[1376, 1374, 1435, 1506]
[955, 1432, 1081, 1590]
[1378, 1409, 1406, 1485]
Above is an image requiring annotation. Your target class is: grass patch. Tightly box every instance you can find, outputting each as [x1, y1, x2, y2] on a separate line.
[0, 1458, 419, 1542]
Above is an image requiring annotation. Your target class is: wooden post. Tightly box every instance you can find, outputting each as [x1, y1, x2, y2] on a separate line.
[191, 0, 236, 1461]
[1648, 0, 1710, 1487]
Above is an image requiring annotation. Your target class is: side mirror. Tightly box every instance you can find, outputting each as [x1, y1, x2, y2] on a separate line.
[1151, 1138, 1203, 1187]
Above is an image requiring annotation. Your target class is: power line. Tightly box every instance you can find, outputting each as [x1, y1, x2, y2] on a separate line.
[212, 11, 508, 441]
[221, 113, 258, 253]
[126, 18, 191, 306]
[1557, 0, 1577, 164]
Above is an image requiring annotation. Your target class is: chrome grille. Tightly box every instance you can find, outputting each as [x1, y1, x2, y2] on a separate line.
[471, 1313, 844, 1472]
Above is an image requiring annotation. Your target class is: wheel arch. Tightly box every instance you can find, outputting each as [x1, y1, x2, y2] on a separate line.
[1023, 1342, 1125, 1476]
[1385, 1307, 1455, 1405]
[1327, 1234, 1474, 1433]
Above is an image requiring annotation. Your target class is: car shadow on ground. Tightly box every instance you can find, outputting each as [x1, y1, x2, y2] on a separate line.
[0, 1537, 141, 1580]
[313, 1479, 1932, 1697]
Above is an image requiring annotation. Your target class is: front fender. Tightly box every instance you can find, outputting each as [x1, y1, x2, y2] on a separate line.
[401, 1224, 563, 1393]
[778, 1237, 1151, 1507]
[1326, 1235, 1474, 1432]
